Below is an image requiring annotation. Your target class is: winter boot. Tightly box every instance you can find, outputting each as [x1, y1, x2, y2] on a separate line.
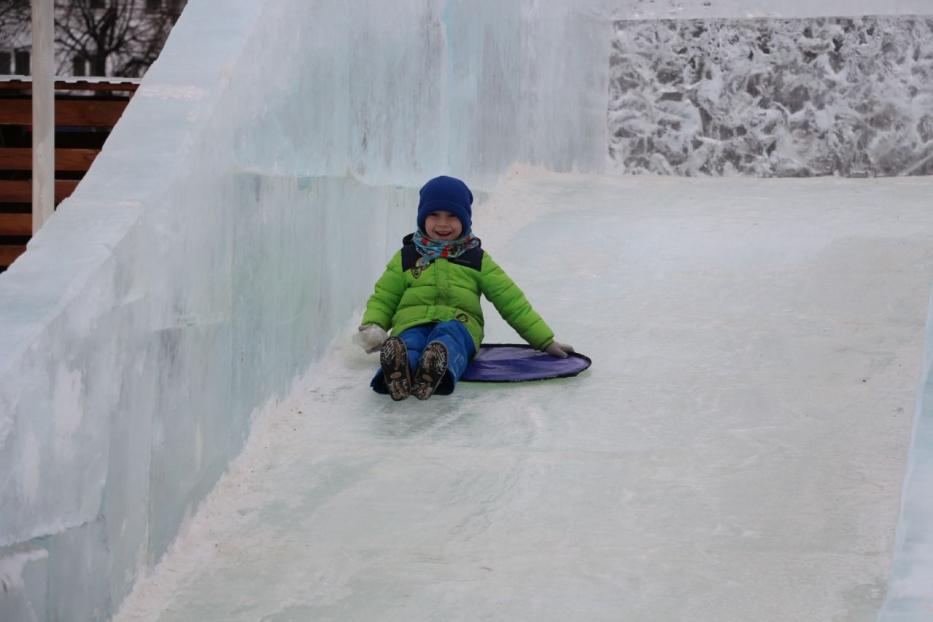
[412, 341, 449, 400]
[380, 336, 411, 401]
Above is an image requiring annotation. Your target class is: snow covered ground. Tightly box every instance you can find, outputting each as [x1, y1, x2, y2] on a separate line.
[114, 169, 933, 622]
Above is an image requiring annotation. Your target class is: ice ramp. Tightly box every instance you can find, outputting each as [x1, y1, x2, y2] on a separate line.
[113, 172, 933, 621]
[0, 1, 932, 621]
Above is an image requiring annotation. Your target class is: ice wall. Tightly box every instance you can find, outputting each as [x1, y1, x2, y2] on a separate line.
[878, 292, 933, 621]
[0, 1, 610, 620]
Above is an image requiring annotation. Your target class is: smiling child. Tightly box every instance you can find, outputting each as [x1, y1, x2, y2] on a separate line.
[355, 176, 573, 400]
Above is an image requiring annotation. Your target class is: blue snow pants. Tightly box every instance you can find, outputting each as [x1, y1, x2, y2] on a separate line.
[371, 320, 476, 396]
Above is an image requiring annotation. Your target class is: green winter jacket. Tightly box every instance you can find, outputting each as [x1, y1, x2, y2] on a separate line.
[362, 235, 554, 351]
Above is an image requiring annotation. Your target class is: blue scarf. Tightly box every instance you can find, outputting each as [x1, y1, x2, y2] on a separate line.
[413, 230, 481, 269]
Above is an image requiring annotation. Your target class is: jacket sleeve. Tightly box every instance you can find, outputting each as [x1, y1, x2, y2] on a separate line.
[361, 251, 406, 330]
[480, 253, 554, 349]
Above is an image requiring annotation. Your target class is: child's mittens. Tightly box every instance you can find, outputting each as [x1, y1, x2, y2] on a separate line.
[544, 340, 575, 358]
[354, 324, 389, 353]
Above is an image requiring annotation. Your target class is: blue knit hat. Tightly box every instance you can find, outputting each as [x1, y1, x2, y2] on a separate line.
[417, 176, 473, 234]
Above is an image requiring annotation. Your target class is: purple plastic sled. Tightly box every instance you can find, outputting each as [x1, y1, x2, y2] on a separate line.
[461, 344, 591, 383]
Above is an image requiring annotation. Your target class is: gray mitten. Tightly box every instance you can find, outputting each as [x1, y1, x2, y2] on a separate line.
[544, 340, 575, 359]
[354, 324, 388, 353]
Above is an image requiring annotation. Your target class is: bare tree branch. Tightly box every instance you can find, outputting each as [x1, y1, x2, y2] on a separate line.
[0, 0, 30, 42]
[1, 0, 184, 77]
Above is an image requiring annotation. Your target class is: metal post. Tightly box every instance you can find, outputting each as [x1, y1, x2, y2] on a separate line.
[32, 0, 55, 234]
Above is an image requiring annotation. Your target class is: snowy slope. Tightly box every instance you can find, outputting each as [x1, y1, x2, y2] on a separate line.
[114, 170, 933, 622]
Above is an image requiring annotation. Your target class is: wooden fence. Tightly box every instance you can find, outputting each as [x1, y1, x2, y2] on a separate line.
[0, 77, 138, 271]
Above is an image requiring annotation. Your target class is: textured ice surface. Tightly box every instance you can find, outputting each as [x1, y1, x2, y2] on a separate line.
[114, 170, 933, 622]
[610, 16, 933, 176]
[604, 0, 933, 20]
[879, 293, 933, 621]
[2, 1, 933, 620]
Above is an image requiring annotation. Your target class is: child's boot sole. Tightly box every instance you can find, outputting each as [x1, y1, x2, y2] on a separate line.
[380, 337, 411, 401]
[412, 341, 449, 401]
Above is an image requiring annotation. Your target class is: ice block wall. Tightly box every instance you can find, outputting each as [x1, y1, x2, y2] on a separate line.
[878, 291, 933, 622]
[0, 0, 932, 620]
[0, 1, 609, 619]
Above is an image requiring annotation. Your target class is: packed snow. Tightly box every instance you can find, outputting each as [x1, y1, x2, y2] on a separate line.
[114, 169, 933, 622]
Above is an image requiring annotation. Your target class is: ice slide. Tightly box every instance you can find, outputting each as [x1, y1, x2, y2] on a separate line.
[113, 172, 933, 622]
[2, 2, 933, 621]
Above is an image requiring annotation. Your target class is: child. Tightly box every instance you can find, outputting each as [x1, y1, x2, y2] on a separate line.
[355, 175, 574, 401]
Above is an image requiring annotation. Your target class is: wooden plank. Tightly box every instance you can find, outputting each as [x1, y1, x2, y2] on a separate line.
[0, 180, 32, 203]
[55, 179, 79, 203]
[0, 100, 34, 125]
[58, 149, 100, 171]
[0, 180, 79, 204]
[0, 79, 140, 92]
[0, 213, 32, 236]
[55, 81, 139, 92]
[0, 244, 27, 268]
[0, 147, 100, 172]
[0, 148, 30, 169]
[0, 99, 128, 126]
